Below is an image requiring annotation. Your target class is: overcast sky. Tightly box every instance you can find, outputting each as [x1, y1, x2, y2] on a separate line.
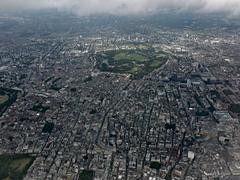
[0, 0, 240, 16]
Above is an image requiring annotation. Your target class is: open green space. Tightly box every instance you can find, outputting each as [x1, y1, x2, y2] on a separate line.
[149, 60, 163, 68]
[229, 103, 240, 113]
[42, 121, 54, 133]
[114, 52, 147, 63]
[0, 154, 35, 180]
[79, 170, 95, 180]
[0, 95, 9, 105]
[97, 48, 168, 79]
[0, 88, 18, 117]
[150, 161, 162, 170]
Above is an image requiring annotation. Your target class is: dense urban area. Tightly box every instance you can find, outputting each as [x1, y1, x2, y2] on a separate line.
[0, 11, 240, 180]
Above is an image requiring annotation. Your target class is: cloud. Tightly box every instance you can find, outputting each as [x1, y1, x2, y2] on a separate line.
[0, 0, 240, 16]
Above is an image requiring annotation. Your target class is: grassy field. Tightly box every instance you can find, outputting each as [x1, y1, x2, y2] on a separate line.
[0, 88, 18, 117]
[129, 66, 140, 74]
[97, 49, 168, 79]
[149, 59, 163, 68]
[0, 95, 9, 105]
[114, 52, 147, 63]
[0, 154, 35, 180]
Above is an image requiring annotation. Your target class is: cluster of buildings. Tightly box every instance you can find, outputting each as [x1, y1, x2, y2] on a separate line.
[0, 12, 240, 180]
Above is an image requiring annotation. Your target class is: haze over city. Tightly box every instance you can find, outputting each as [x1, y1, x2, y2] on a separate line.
[1, 0, 240, 16]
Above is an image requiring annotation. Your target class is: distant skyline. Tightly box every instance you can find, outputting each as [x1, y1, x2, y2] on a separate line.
[0, 0, 240, 16]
